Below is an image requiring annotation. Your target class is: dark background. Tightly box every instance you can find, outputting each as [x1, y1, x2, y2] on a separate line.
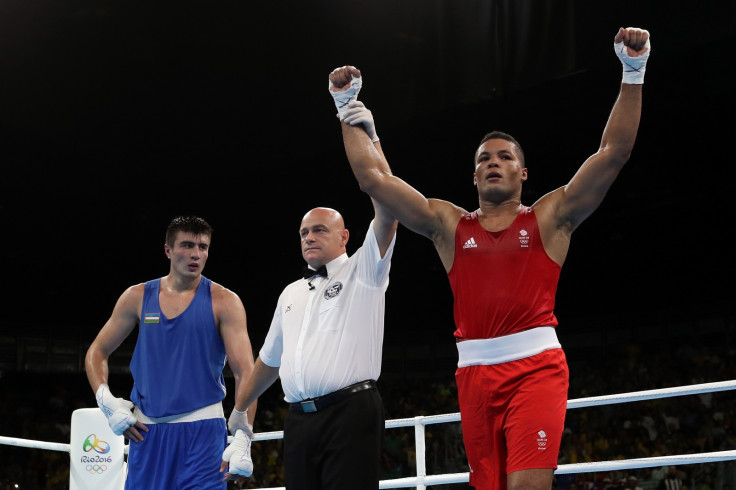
[1, 2, 735, 488]
[1, 0, 734, 351]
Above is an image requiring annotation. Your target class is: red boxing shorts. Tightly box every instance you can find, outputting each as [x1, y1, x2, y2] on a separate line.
[456, 348, 569, 490]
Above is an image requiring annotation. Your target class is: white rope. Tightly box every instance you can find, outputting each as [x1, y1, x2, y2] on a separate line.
[566, 379, 736, 408]
[252, 430, 284, 442]
[556, 450, 736, 474]
[2, 379, 735, 489]
[254, 449, 736, 490]
[0, 435, 70, 453]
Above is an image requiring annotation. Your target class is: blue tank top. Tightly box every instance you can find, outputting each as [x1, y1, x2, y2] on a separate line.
[130, 276, 227, 417]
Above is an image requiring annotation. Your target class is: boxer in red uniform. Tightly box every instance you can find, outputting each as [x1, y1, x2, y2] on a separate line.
[327, 26, 651, 490]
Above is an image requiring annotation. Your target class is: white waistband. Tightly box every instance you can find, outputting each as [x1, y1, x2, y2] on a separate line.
[456, 326, 561, 367]
[134, 401, 224, 424]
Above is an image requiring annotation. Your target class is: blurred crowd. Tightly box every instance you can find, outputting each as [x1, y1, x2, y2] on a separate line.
[1, 335, 734, 489]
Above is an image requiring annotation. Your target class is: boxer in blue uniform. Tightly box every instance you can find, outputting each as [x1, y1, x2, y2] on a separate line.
[86, 216, 257, 489]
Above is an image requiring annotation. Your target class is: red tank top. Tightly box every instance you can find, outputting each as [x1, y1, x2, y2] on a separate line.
[449, 207, 561, 340]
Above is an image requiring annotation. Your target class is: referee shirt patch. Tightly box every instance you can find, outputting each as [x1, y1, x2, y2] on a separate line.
[324, 282, 343, 299]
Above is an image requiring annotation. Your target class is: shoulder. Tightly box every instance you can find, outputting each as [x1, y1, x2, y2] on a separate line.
[109, 282, 146, 320]
[209, 282, 247, 325]
[429, 198, 467, 237]
[530, 186, 568, 227]
[530, 185, 564, 210]
[209, 281, 244, 307]
[430, 198, 467, 220]
[120, 282, 146, 303]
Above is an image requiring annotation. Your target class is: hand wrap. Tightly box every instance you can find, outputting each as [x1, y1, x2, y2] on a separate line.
[95, 384, 137, 436]
[615, 37, 651, 84]
[328, 68, 362, 120]
[222, 429, 254, 477]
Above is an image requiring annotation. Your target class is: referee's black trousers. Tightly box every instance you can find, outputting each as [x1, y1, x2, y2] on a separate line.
[283, 387, 385, 490]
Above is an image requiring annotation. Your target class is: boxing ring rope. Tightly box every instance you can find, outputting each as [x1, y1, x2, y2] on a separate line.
[2, 379, 735, 489]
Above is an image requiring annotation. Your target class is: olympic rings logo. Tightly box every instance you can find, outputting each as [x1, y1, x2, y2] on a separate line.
[83, 434, 111, 454]
[86, 464, 108, 474]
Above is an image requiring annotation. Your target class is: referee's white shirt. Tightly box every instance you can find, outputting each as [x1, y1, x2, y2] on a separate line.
[259, 220, 396, 403]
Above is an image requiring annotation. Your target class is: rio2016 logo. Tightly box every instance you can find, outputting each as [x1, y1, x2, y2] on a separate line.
[83, 434, 111, 454]
[81, 434, 113, 467]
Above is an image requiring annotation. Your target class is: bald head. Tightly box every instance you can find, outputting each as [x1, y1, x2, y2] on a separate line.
[301, 207, 345, 230]
[299, 207, 349, 268]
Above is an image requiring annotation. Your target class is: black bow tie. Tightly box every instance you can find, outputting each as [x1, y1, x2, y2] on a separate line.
[303, 265, 327, 280]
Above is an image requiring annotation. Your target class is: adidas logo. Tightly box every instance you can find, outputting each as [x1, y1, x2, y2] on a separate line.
[462, 237, 478, 249]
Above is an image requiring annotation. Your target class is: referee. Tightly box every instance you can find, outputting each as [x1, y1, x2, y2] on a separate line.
[221, 202, 398, 489]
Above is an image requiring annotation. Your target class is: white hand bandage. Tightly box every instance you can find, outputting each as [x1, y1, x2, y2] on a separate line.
[342, 100, 379, 143]
[329, 68, 362, 120]
[222, 429, 254, 478]
[227, 407, 252, 436]
[95, 384, 137, 436]
[615, 37, 651, 84]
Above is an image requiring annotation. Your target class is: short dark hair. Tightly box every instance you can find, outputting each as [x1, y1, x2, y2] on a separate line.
[477, 131, 525, 167]
[165, 216, 213, 248]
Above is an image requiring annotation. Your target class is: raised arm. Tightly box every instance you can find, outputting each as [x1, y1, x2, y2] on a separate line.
[327, 92, 399, 255]
[328, 66, 460, 244]
[553, 27, 651, 231]
[367, 161, 399, 257]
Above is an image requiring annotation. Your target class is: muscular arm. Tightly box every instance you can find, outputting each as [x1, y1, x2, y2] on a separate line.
[341, 122, 464, 268]
[547, 27, 649, 232]
[85, 284, 148, 442]
[85, 285, 143, 393]
[330, 65, 462, 253]
[341, 122, 445, 240]
[215, 286, 258, 424]
[362, 140, 399, 257]
[554, 82, 642, 231]
[533, 27, 649, 266]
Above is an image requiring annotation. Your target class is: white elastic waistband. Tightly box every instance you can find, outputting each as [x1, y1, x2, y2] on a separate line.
[456, 326, 561, 368]
[134, 401, 224, 424]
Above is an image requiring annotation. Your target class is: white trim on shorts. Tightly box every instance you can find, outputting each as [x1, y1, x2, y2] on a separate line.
[456, 326, 561, 367]
[133, 401, 224, 424]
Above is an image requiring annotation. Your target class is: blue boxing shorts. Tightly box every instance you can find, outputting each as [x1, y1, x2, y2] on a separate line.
[125, 417, 227, 489]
